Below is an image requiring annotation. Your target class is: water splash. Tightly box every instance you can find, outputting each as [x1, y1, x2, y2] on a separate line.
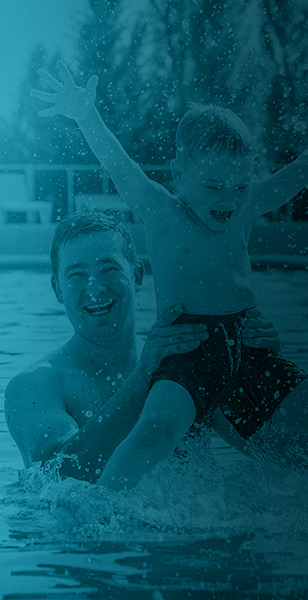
[1, 424, 307, 547]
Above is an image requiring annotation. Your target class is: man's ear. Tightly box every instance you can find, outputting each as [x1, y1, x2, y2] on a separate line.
[134, 260, 145, 291]
[170, 158, 183, 192]
[51, 274, 63, 304]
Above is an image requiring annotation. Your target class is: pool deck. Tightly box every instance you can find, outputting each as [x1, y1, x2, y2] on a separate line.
[0, 221, 307, 270]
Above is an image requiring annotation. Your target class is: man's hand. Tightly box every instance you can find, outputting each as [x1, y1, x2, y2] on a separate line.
[31, 61, 97, 122]
[242, 308, 280, 353]
[138, 305, 208, 383]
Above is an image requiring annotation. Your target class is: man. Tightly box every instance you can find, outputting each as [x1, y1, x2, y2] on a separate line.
[5, 211, 280, 485]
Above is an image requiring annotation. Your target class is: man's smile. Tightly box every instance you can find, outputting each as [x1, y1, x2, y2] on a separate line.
[84, 299, 115, 316]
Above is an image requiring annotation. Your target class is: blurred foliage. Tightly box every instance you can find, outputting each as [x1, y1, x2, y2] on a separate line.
[2, 0, 307, 173]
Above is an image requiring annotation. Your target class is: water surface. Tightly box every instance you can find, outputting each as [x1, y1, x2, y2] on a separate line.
[1, 269, 307, 599]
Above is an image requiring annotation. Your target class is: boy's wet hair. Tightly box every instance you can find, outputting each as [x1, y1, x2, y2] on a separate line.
[51, 209, 137, 275]
[176, 103, 254, 160]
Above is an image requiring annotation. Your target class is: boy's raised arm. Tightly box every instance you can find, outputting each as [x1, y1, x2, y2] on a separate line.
[31, 62, 164, 216]
[251, 150, 308, 217]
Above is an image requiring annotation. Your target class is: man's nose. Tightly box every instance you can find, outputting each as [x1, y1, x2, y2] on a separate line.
[86, 276, 106, 298]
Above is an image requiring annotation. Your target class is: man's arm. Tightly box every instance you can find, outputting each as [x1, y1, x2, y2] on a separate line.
[97, 381, 196, 492]
[4, 364, 149, 482]
[251, 150, 308, 218]
[31, 62, 168, 218]
[5, 306, 208, 483]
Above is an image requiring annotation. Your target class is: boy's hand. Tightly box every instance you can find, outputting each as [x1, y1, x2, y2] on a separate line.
[138, 305, 209, 383]
[242, 308, 280, 353]
[31, 61, 98, 122]
[31, 61, 163, 217]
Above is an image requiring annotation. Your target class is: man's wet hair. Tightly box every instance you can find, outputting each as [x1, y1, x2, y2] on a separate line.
[176, 103, 254, 161]
[51, 209, 137, 275]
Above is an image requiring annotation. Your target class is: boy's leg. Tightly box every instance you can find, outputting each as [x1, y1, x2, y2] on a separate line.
[140, 379, 197, 448]
[211, 407, 251, 456]
[248, 379, 308, 466]
[215, 341, 308, 465]
[270, 379, 308, 430]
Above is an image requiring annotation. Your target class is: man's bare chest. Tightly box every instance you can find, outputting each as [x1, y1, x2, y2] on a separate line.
[58, 368, 123, 428]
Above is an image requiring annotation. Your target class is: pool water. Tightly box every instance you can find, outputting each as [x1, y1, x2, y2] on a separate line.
[0, 269, 308, 599]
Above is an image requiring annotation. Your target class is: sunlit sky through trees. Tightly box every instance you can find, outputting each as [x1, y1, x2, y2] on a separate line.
[0, 0, 306, 167]
[0, 0, 90, 119]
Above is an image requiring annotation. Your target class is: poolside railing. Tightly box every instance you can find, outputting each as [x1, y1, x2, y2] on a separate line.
[0, 163, 307, 223]
[0, 163, 172, 223]
[0, 164, 307, 269]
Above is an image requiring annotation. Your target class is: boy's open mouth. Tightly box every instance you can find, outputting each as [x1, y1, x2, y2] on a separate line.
[210, 209, 234, 223]
[84, 299, 115, 316]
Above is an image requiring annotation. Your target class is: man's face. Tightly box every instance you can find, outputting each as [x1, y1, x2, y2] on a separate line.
[174, 149, 255, 232]
[53, 231, 139, 344]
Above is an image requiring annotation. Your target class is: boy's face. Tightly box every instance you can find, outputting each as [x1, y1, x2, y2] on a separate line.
[173, 149, 255, 232]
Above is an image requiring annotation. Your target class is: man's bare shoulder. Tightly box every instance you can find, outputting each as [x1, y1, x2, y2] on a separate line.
[4, 355, 80, 467]
[5, 357, 63, 409]
[6, 340, 73, 391]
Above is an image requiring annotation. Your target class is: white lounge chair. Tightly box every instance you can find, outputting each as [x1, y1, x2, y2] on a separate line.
[0, 173, 53, 224]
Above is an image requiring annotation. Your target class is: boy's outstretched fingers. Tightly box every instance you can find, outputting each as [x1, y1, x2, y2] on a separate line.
[31, 63, 98, 122]
[30, 89, 55, 103]
[57, 61, 98, 96]
[87, 75, 98, 94]
[38, 106, 58, 118]
[30, 89, 58, 117]
[57, 60, 74, 84]
[37, 69, 63, 91]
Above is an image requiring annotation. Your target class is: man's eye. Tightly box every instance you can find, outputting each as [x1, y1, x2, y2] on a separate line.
[100, 266, 118, 274]
[236, 184, 249, 191]
[68, 272, 85, 279]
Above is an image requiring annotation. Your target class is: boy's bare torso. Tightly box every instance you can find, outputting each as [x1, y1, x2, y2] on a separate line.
[142, 189, 256, 316]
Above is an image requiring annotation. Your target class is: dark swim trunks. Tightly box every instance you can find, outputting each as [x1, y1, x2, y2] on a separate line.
[151, 312, 308, 439]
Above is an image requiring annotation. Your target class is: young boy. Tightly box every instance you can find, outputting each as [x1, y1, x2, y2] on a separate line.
[32, 63, 308, 490]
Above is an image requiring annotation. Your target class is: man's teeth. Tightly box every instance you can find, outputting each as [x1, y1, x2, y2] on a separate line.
[85, 300, 114, 314]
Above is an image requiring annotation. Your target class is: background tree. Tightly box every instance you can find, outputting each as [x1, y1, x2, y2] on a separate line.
[7, 0, 308, 177]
